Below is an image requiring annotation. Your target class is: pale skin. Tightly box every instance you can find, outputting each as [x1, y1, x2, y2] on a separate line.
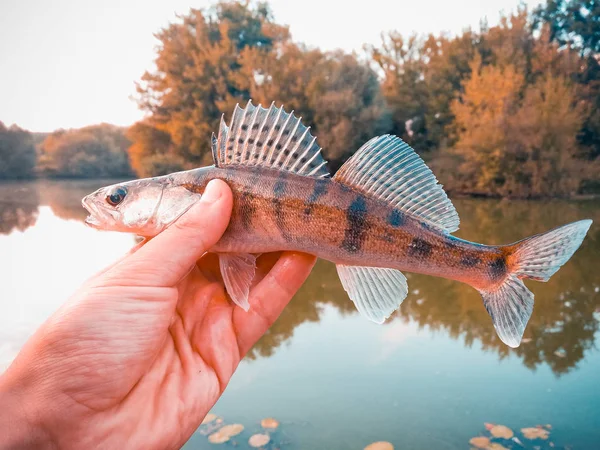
[0, 179, 316, 450]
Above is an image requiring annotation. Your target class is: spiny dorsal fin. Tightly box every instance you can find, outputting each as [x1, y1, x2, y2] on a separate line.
[333, 135, 460, 233]
[214, 100, 330, 178]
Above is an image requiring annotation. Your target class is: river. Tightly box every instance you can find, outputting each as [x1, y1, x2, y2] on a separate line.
[0, 179, 599, 449]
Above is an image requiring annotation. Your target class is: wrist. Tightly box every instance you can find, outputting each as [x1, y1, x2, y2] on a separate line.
[0, 371, 56, 450]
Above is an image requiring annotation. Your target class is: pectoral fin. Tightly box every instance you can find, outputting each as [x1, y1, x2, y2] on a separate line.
[336, 265, 408, 323]
[219, 253, 257, 311]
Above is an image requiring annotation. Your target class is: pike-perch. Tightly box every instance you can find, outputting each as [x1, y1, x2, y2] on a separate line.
[82, 101, 593, 348]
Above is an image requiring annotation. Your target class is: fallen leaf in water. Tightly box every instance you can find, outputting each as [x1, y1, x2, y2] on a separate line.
[484, 423, 496, 431]
[219, 424, 244, 437]
[469, 437, 490, 448]
[491, 425, 514, 439]
[554, 349, 566, 358]
[261, 417, 280, 429]
[521, 427, 550, 440]
[202, 414, 217, 425]
[208, 431, 230, 444]
[521, 338, 532, 343]
[364, 442, 394, 450]
[249, 434, 270, 447]
[488, 444, 509, 450]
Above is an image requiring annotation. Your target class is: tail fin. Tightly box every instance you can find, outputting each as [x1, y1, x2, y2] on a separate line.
[479, 219, 592, 348]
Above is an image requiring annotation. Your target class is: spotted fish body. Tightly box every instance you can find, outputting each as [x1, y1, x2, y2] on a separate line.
[182, 165, 503, 289]
[82, 101, 593, 349]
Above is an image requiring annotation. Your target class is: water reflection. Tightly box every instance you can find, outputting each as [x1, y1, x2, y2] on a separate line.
[0, 183, 39, 234]
[1, 181, 598, 377]
[251, 198, 600, 376]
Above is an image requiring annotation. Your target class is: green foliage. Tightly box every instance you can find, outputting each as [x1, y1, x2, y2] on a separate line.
[534, 0, 600, 161]
[0, 122, 36, 179]
[38, 124, 133, 178]
[534, 0, 600, 54]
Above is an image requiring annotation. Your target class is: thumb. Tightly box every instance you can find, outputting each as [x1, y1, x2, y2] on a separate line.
[103, 179, 233, 286]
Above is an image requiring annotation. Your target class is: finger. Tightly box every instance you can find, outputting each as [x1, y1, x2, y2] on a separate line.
[103, 179, 233, 286]
[234, 251, 316, 355]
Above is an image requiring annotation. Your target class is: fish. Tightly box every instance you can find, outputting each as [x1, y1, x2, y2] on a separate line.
[82, 101, 593, 348]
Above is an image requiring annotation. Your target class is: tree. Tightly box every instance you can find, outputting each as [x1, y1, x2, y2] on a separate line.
[450, 56, 525, 194]
[126, 122, 183, 177]
[0, 122, 37, 179]
[303, 51, 391, 171]
[132, 1, 389, 175]
[39, 124, 132, 178]
[506, 73, 586, 196]
[133, 1, 289, 171]
[369, 33, 428, 147]
[534, 0, 600, 54]
[535, 0, 600, 160]
[451, 53, 587, 197]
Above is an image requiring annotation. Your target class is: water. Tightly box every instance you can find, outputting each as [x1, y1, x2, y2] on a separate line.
[1, 179, 599, 449]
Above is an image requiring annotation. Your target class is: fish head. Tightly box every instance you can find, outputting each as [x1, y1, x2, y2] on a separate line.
[81, 174, 202, 236]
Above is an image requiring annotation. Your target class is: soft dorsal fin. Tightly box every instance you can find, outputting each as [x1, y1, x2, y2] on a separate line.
[333, 135, 459, 233]
[213, 100, 330, 178]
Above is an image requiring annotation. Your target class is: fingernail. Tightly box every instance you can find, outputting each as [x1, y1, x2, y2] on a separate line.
[201, 179, 223, 204]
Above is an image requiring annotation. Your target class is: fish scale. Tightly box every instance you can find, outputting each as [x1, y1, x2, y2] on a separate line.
[82, 100, 593, 349]
[181, 165, 504, 284]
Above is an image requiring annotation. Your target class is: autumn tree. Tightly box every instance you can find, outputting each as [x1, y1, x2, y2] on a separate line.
[506, 73, 586, 196]
[39, 124, 132, 178]
[450, 56, 525, 194]
[131, 1, 389, 175]
[301, 51, 390, 170]
[451, 54, 586, 197]
[369, 33, 428, 147]
[0, 122, 37, 179]
[132, 1, 289, 173]
[126, 121, 182, 177]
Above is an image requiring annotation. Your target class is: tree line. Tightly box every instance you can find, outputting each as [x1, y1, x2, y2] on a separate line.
[1, 0, 599, 197]
[0, 123, 133, 179]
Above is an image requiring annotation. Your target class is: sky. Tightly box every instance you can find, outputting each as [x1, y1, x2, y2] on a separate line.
[0, 0, 544, 132]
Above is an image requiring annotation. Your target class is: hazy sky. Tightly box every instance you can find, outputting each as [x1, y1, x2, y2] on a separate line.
[0, 0, 544, 132]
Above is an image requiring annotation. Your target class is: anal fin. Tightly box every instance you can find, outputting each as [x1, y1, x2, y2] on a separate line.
[336, 265, 408, 324]
[219, 253, 257, 311]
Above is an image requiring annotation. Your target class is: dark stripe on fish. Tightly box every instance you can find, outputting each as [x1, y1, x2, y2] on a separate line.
[239, 171, 261, 230]
[460, 255, 481, 267]
[489, 257, 507, 280]
[272, 174, 291, 242]
[341, 195, 368, 253]
[408, 237, 432, 258]
[304, 178, 328, 217]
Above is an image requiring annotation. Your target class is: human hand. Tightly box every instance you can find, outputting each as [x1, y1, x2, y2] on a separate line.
[0, 179, 316, 450]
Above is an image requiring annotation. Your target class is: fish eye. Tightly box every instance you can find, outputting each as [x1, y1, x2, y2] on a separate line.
[106, 186, 128, 207]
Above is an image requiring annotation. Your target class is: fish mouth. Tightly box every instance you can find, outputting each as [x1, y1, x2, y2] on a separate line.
[81, 196, 107, 228]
